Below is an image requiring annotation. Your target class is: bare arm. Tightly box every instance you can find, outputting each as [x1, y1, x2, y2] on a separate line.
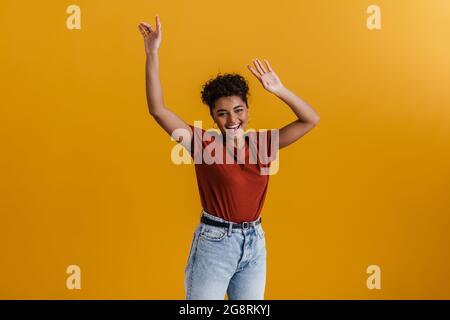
[247, 58, 320, 149]
[272, 86, 320, 149]
[138, 16, 192, 150]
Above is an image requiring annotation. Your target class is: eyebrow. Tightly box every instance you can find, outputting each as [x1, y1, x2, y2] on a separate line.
[216, 105, 244, 113]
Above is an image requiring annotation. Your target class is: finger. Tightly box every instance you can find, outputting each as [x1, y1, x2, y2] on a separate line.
[255, 59, 267, 73]
[139, 23, 149, 36]
[253, 59, 265, 75]
[249, 62, 262, 78]
[156, 15, 162, 32]
[247, 64, 261, 80]
[140, 22, 153, 34]
[138, 24, 148, 37]
[264, 59, 273, 72]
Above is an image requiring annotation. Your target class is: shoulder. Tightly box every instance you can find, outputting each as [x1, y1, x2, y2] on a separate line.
[188, 125, 221, 151]
[254, 128, 278, 146]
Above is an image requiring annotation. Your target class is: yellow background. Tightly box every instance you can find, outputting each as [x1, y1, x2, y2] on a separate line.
[1, 0, 449, 299]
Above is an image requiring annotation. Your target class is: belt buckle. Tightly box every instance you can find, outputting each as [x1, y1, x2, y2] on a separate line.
[242, 222, 249, 230]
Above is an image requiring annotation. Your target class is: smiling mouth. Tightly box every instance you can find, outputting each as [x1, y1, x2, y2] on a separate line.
[225, 123, 241, 130]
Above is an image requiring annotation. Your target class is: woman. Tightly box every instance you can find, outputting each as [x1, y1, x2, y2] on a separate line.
[138, 16, 320, 300]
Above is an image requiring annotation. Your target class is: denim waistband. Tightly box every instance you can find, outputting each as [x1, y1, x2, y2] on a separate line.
[200, 209, 261, 227]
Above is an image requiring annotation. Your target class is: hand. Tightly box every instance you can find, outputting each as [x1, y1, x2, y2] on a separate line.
[138, 15, 162, 54]
[247, 58, 284, 95]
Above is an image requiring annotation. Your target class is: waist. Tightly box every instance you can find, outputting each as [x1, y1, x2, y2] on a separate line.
[200, 209, 262, 229]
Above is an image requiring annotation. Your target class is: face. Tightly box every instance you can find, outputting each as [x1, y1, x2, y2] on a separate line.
[211, 95, 249, 136]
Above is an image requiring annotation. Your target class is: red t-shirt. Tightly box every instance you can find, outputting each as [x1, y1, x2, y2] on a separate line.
[186, 124, 277, 223]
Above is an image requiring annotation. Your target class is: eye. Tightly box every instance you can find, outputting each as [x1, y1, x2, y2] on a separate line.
[235, 108, 243, 113]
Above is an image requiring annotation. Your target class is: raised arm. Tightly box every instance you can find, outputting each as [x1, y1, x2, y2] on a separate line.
[247, 58, 320, 149]
[138, 16, 193, 150]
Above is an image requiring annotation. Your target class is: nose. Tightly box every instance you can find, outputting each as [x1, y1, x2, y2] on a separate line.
[227, 114, 238, 125]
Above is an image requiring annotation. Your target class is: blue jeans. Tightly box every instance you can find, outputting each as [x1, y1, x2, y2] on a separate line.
[184, 210, 267, 300]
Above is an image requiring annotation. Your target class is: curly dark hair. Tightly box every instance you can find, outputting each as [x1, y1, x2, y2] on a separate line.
[201, 73, 250, 114]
